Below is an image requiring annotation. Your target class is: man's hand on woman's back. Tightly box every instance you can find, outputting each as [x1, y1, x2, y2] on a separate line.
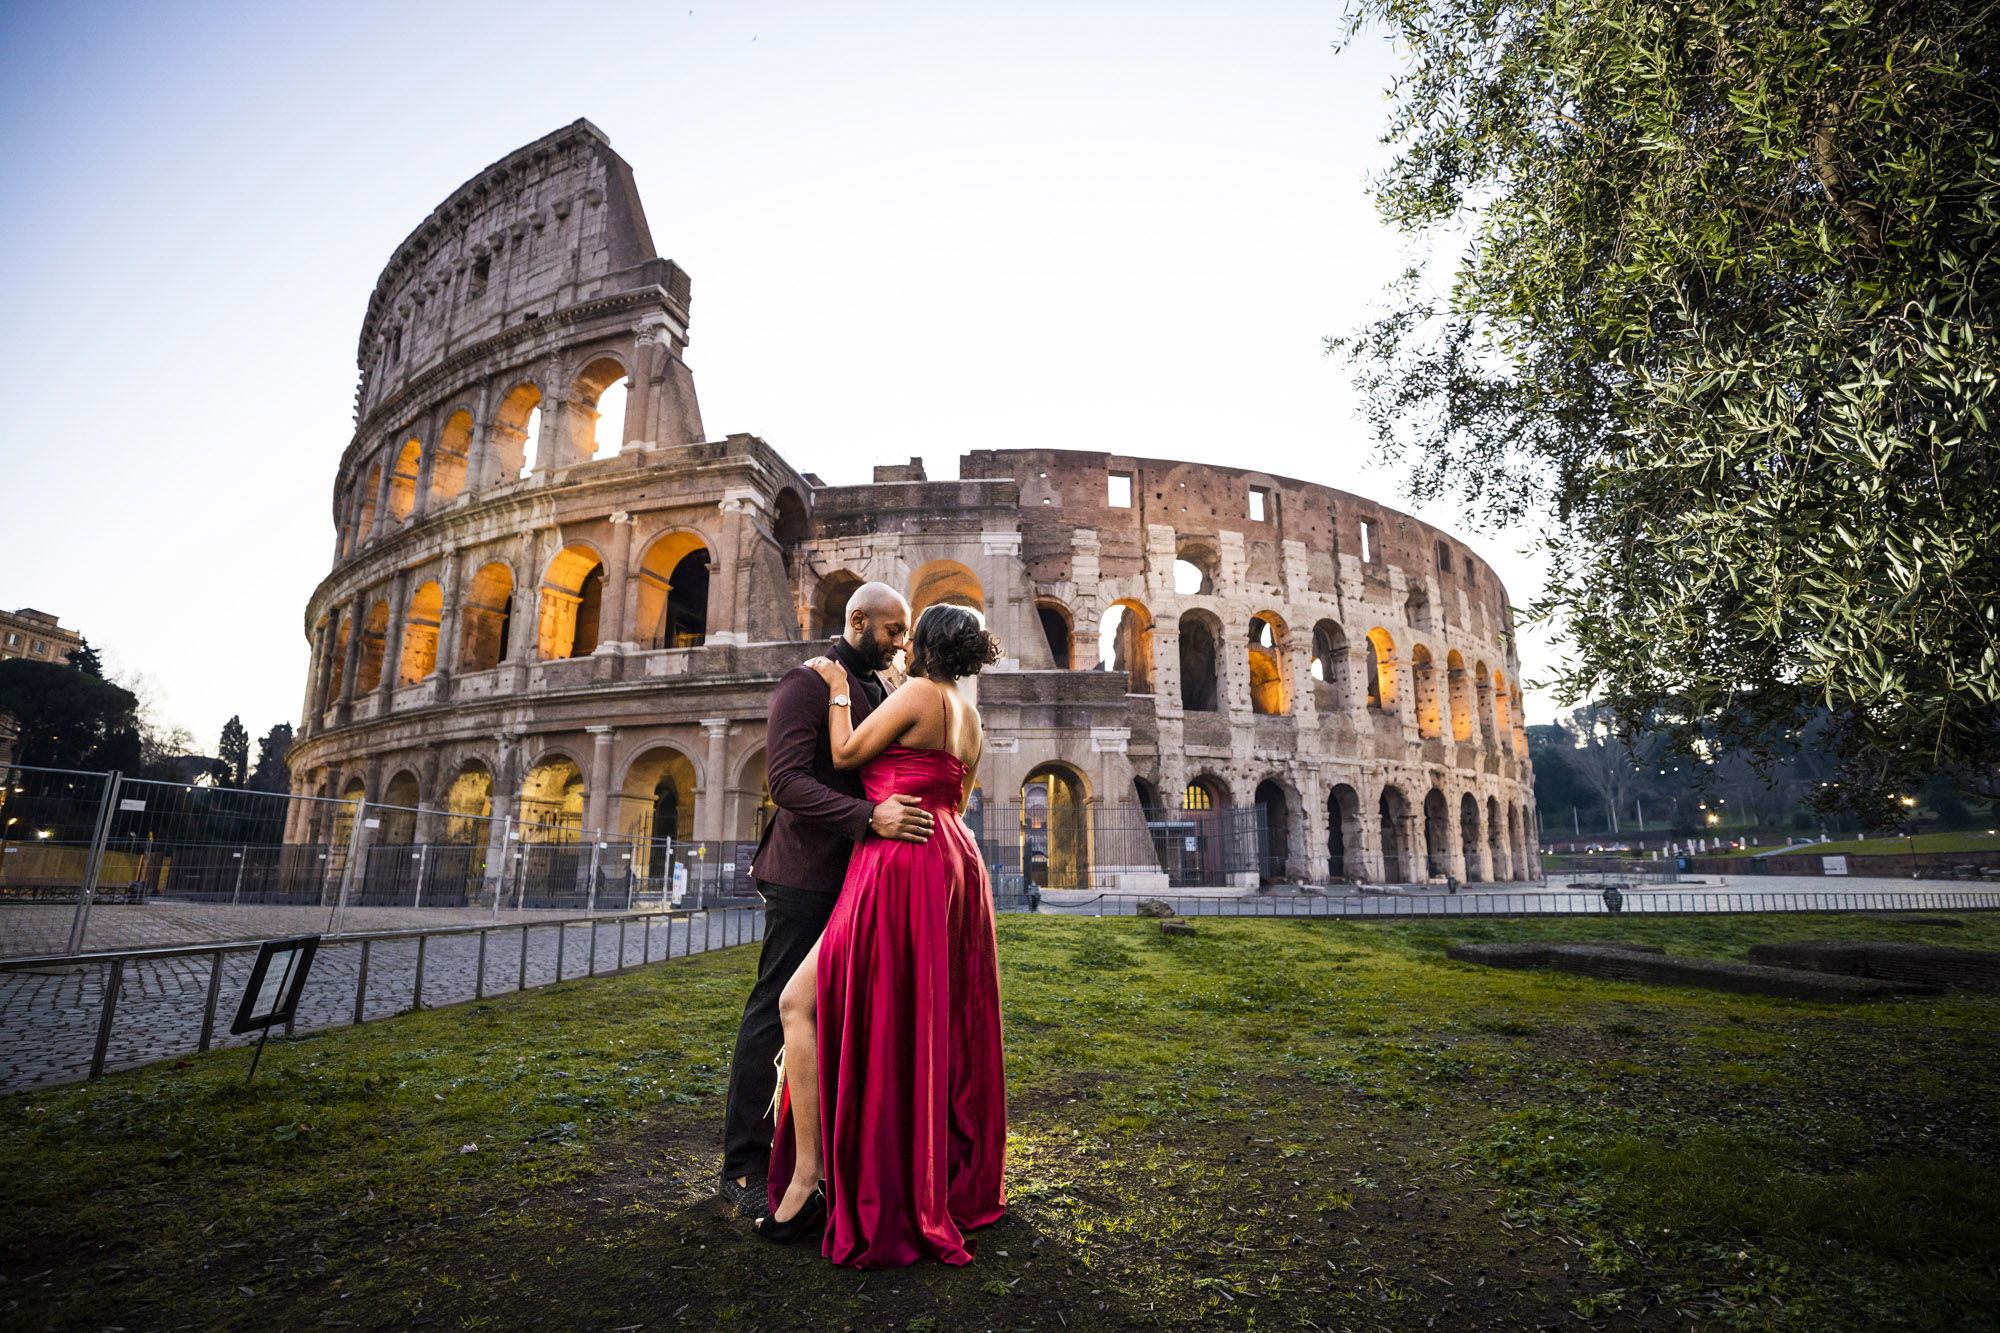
[872, 793, 934, 843]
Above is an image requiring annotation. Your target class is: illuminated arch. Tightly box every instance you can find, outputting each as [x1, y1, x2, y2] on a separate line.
[518, 753, 584, 841]
[431, 409, 472, 504]
[1447, 650, 1473, 742]
[492, 381, 542, 478]
[398, 580, 443, 683]
[1020, 762, 1089, 892]
[459, 562, 515, 671]
[573, 355, 630, 460]
[388, 437, 422, 521]
[1366, 628, 1398, 710]
[635, 530, 711, 649]
[909, 560, 984, 616]
[355, 599, 389, 693]
[1248, 611, 1289, 715]
[1097, 599, 1154, 693]
[537, 545, 606, 659]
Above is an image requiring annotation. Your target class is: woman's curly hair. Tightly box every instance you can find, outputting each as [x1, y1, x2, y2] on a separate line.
[905, 602, 1002, 681]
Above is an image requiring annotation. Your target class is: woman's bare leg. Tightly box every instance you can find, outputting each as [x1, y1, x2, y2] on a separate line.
[766, 939, 823, 1225]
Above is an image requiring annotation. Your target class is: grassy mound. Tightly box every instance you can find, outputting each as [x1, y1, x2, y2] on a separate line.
[3, 913, 1996, 1330]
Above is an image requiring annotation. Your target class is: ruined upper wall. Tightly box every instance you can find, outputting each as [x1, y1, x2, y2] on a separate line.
[354, 119, 675, 422]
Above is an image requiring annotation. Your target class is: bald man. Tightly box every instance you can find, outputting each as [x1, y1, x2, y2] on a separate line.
[717, 582, 935, 1217]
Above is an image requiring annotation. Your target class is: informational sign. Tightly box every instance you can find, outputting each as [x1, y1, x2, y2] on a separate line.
[231, 936, 321, 1036]
[1823, 856, 1849, 876]
[119, 799, 146, 812]
[1184, 836, 1199, 852]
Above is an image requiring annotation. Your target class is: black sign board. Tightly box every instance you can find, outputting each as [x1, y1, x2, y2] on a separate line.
[232, 935, 320, 1036]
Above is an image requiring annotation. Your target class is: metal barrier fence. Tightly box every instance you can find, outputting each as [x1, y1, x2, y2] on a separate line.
[1024, 887, 2000, 917]
[0, 763, 765, 961]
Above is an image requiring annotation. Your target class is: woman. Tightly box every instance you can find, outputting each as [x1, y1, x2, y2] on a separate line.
[759, 602, 1007, 1268]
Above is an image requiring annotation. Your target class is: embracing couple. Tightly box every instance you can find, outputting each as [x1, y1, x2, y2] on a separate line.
[714, 582, 1007, 1269]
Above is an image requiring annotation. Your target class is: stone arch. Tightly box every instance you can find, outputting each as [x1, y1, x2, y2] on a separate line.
[1096, 598, 1154, 692]
[332, 774, 366, 849]
[443, 760, 495, 845]
[772, 488, 809, 581]
[1366, 627, 1398, 711]
[813, 569, 866, 639]
[1459, 792, 1484, 880]
[537, 544, 607, 659]
[910, 560, 984, 616]
[492, 381, 542, 478]
[1447, 650, 1474, 742]
[1020, 762, 1089, 892]
[1248, 611, 1289, 715]
[635, 529, 711, 649]
[1254, 777, 1296, 882]
[1326, 783, 1362, 880]
[1378, 784, 1413, 881]
[431, 409, 473, 504]
[380, 769, 422, 845]
[1036, 598, 1074, 669]
[459, 561, 515, 670]
[1173, 540, 1218, 595]
[1422, 787, 1450, 878]
[1487, 794, 1507, 879]
[355, 599, 390, 693]
[572, 355, 630, 460]
[398, 580, 444, 684]
[733, 746, 776, 842]
[518, 752, 585, 840]
[1178, 609, 1222, 712]
[388, 437, 423, 521]
[1310, 620, 1349, 710]
[1405, 585, 1431, 631]
[1412, 644, 1442, 738]
[618, 744, 697, 874]
[1182, 771, 1230, 809]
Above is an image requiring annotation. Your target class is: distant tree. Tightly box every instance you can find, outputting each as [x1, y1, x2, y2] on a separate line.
[65, 639, 104, 678]
[0, 659, 138, 772]
[218, 715, 249, 787]
[248, 723, 294, 795]
[1333, 0, 2000, 824]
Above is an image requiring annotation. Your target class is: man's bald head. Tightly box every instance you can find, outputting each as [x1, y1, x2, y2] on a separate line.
[843, 582, 911, 670]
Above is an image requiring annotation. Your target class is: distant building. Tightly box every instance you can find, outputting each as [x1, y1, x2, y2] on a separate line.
[0, 609, 84, 666]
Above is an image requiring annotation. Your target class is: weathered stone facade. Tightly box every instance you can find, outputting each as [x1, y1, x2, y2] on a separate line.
[287, 120, 1538, 887]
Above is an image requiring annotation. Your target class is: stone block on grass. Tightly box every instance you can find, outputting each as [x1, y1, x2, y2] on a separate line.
[1748, 941, 2000, 991]
[1448, 941, 1934, 1001]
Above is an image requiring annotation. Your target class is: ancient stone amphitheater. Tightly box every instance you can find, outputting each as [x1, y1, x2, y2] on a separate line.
[286, 120, 1537, 893]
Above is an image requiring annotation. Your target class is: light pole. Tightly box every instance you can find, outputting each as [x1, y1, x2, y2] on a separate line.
[1901, 796, 1919, 879]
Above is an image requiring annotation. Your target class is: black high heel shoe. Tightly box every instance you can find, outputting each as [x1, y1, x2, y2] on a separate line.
[754, 1186, 827, 1243]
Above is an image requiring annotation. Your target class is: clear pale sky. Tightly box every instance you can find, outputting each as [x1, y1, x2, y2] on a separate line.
[0, 0, 1559, 755]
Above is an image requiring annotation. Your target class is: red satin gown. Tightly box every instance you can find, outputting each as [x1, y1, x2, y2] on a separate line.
[768, 743, 1007, 1268]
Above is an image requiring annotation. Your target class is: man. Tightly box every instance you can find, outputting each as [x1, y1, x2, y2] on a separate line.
[716, 582, 934, 1217]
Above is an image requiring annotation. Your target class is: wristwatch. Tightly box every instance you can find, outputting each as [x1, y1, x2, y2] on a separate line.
[830, 692, 851, 708]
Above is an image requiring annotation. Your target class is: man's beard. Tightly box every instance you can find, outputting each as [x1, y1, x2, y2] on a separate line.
[856, 635, 897, 673]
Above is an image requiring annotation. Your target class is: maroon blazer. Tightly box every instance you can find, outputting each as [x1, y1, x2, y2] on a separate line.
[750, 640, 883, 894]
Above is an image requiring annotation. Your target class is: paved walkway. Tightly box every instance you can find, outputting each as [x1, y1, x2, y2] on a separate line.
[0, 908, 762, 1092]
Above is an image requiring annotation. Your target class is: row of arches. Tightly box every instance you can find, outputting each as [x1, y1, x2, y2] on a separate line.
[338, 357, 634, 559]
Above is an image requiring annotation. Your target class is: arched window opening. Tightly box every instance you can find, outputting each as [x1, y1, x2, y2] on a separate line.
[1254, 779, 1291, 883]
[1037, 601, 1073, 669]
[355, 600, 389, 693]
[1487, 794, 1508, 880]
[736, 749, 777, 842]
[575, 357, 629, 460]
[399, 581, 443, 684]
[388, 438, 422, 521]
[491, 383, 542, 479]
[1366, 627, 1397, 711]
[910, 560, 985, 617]
[431, 410, 472, 504]
[1310, 620, 1348, 709]
[813, 571, 865, 640]
[332, 776, 365, 849]
[1020, 765, 1087, 892]
[772, 488, 809, 580]
[353, 465, 381, 548]
[1248, 612, 1288, 715]
[444, 762, 494, 844]
[634, 531, 712, 650]
[460, 563, 514, 671]
[1423, 788, 1450, 878]
[1412, 644, 1441, 738]
[1447, 650, 1474, 742]
[1173, 544, 1216, 596]
[1327, 784, 1362, 880]
[380, 772, 421, 846]
[618, 747, 696, 878]
[1133, 777, 1163, 818]
[1096, 600, 1154, 692]
[1459, 793, 1484, 881]
[1475, 661, 1497, 748]
[536, 546, 606, 659]
[1378, 785, 1412, 881]
[518, 755, 585, 841]
[1178, 612, 1219, 712]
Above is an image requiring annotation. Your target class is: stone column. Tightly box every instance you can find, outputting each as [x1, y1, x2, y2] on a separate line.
[378, 570, 410, 706]
[627, 322, 666, 448]
[697, 718, 732, 840]
[483, 731, 522, 906]
[369, 448, 395, 540]
[535, 395, 571, 472]
[337, 597, 365, 714]
[584, 725, 617, 840]
[411, 408, 438, 520]
[706, 491, 760, 646]
[433, 552, 464, 690]
[598, 511, 636, 650]
[465, 381, 497, 491]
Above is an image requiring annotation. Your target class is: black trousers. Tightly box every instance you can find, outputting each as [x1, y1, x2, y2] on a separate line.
[721, 880, 837, 1181]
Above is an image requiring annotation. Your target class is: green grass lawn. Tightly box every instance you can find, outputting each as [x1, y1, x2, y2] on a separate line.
[4, 913, 1998, 1331]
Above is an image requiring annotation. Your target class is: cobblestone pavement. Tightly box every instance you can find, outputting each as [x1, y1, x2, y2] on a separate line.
[0, 908, 763, 1092]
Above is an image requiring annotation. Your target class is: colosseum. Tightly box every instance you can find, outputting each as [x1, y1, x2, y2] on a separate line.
[285, 119, 1538, 897]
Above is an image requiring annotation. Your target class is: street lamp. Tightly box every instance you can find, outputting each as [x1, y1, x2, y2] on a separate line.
[1901, 796, 1919, 879]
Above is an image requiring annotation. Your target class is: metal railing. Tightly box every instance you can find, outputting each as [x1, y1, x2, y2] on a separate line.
[1023, 887, 2000, 917]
